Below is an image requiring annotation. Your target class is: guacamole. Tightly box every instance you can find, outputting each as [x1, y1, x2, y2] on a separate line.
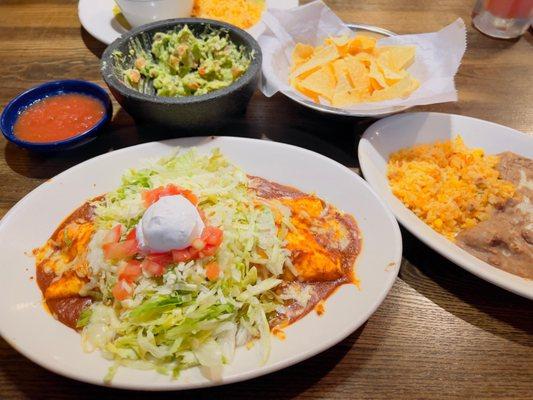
[124, 26, 251, 97]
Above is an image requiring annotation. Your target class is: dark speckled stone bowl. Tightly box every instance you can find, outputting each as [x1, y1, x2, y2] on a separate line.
[101, 18, 262, 130]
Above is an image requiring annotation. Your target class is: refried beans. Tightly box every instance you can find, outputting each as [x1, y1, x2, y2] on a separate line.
[456, 152, 533, 279]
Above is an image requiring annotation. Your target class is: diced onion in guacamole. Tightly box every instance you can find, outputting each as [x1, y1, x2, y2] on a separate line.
[124, 26, 251, 97]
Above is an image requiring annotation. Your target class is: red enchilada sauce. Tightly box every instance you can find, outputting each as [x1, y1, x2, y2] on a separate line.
[14, 93, 104, 143]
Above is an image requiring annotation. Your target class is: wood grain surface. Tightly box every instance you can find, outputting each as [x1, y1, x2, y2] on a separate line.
[0, 0, 532, 399]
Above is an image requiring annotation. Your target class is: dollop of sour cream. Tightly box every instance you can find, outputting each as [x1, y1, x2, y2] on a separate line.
[136, 195, 204, 253]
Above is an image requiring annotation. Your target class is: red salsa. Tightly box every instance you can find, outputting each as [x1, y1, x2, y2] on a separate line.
[14, 93, 105, 143]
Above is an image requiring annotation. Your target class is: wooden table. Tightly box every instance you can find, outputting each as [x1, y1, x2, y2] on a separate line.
[1, 0, 532, 398]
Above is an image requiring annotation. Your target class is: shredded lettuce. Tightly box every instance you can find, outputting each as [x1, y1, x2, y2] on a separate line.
[82, 149, 294, 379]
[76, 307, 93, 329]
[128, 294, 185, 323]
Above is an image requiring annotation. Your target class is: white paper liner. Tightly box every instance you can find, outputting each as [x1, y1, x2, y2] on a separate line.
[257, 0, 467, 112]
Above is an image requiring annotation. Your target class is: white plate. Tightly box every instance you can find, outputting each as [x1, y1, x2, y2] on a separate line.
[79, 0, 299, 45]
[359, 112, 533, 299]
[0, 137, 402, 390]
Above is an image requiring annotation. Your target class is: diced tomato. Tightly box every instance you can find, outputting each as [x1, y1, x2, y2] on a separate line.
[166, 227, 223, 263]
[199, 244, 218, 258]
[125, 228, 137, 241]
[162, 184, 182, 196]
[142, 186, 164, 207]
[171, 249, 191, 263]
[103, 225, 122, 244]
[118, 260, 142, 283]
[188, 247, 200, 259]
[198, 209, 206, 222]
[141, 258, 166, 277]
[146, 252, 173, 266]
[142, 184, 189, 207]
[191, 238, 206, 250]
[141, 189, 159, 208]
[181, 190, 198, 205]
[205, 262, 220, 281]
[201, 226, 223, 246]
[103, 239, 138, 261]
[112, 280, 133, 301]
[171, 247, 199, 263]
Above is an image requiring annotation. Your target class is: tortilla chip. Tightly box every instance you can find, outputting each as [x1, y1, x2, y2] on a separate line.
[377, 57, 408, 84]
[369, 78, 382, 92]
[290, 44, 339, 79]
[377, 46, 416, 70]
[290, 65, 322, 91]
[332, 89, 363, 107]
[299, 64, 336, 102]
[344, 56, 371, 95]
[331, 59, 352, 93]
[289, 75, 300, 88]
[348, 35, 377, 54]
[325, 35, 350, 47]
[368, 61, 388, 90]
[292, 43, 315, 70]
[295, 81, 320, 103]
[370, 76, 419, 101]
[325, 35, 351, 56]
[351, 52, 375, 67]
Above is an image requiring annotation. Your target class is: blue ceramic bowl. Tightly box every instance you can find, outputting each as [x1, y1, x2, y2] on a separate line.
[0, 80, 112, 151]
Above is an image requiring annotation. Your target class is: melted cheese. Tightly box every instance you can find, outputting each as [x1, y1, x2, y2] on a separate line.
[37, 221, 94, 291]
[282, 197, 345, 281]
[45, 272, 85, 299]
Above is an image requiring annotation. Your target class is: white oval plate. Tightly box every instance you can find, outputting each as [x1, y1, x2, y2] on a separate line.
[359, 112, 533, 299]
[0, 137, 401, 390]
[79, 0, 299, 45]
